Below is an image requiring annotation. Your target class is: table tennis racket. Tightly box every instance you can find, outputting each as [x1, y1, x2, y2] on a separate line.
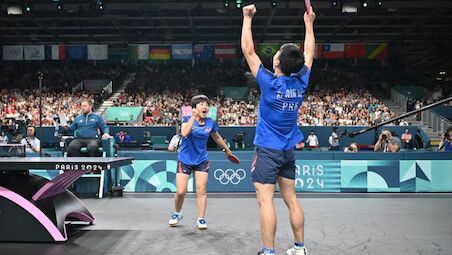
[227, 154, 240, 164]
[305, 0, 311, 13]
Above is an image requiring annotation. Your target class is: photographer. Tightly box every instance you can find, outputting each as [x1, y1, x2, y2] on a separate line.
[438, 127, 452, 152]
[20, 126, 40, 153]
[374, 128, 401, 153]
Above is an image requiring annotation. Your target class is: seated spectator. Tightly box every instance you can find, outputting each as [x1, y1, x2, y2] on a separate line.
[438, 127, 452, 152]
[0, 130, 9, 144]
[401, 129, 413, 149]
[115, 131, 132, 143]
[113, 118, 122, 126]
[123, 131, 132, 142]
[399, 119, 409, 126]
[127, 114, 137, 126]
[20, 126, 40, 153]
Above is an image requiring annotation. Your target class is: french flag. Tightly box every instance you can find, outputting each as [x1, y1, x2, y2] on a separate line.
[45, 45, 65, 60]
[322, 43, 345, 59]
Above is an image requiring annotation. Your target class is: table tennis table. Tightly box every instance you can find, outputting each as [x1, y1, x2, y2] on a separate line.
[0, 157, 133, 242]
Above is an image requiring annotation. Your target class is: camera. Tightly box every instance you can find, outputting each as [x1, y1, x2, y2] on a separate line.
[381, 134, 388, 141]
[2, 118, 31, 143]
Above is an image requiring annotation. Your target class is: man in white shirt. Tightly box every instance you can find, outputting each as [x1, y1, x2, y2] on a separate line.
[168, 134, 182, 152]
[305, 131, 319, 149]
[20, 126, 40, 153]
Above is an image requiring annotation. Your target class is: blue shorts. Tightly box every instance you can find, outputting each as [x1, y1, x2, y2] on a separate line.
[251, 146, 296, 184]
[178, 160, 210, 175]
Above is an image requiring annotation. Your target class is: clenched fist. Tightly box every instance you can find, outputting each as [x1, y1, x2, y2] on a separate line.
[192, 108, 199, 117]
[304, 6, 316, 24]
[243, 4, 257, 18]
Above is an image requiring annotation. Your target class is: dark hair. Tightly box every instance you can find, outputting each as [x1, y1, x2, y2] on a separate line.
[27, 126, 36, 136]
[191, 95, 210, 108]
[278, 43, 305, 76]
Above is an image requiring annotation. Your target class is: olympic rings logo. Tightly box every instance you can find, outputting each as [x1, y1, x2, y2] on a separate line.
[214, 168, 246, 185]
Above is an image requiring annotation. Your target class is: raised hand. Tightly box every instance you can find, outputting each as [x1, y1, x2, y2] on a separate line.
[243, 4, 257, 18]
[304, 6, 316, 24]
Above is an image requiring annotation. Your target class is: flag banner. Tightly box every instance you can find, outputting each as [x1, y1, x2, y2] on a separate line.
[193, 44, 214, 60]
[172, 44, 193, 60]
[45, 45, 66, 60]
[258, 43, 280, 58]
[215, 44, 237, 59]
[367, 43, 388, 60]
[3, 45, 23, 60]
[345, 44, 367, 59]
[150, 45, 171, 60]
[322, 43, 345, 59]
[24, 45, 45, 60]
[66, 45, 87, 60]
[87, 44, 108, 60]
[129, 44, 149, 60]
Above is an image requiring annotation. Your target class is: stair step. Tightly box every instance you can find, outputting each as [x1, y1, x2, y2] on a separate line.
[96, 72, 136, 113]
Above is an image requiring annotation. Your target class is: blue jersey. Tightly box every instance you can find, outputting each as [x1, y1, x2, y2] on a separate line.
[254, 64, 310, 150]
[445, 141, 452, 152]
[69, 113, 109, 138]
[178, 117, 219, 165]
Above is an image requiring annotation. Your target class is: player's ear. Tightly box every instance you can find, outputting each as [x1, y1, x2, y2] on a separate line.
[273, 51, 281, 68]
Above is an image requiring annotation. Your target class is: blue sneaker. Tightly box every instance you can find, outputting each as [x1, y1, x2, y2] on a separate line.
[197, 218, 207, 230]
[169, 212, 183, 227]
[257, 248, 276, 255]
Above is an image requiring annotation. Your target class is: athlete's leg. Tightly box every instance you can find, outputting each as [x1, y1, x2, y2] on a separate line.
[175, 162, 190, 212]
[278, 176, 304, 242]
[194, 170, 209, 219]
[255, 182, 277, 249]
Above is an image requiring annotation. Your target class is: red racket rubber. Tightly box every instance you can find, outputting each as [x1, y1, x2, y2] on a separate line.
[305, 0, 311, 13]
[227, 154, 240, 164]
